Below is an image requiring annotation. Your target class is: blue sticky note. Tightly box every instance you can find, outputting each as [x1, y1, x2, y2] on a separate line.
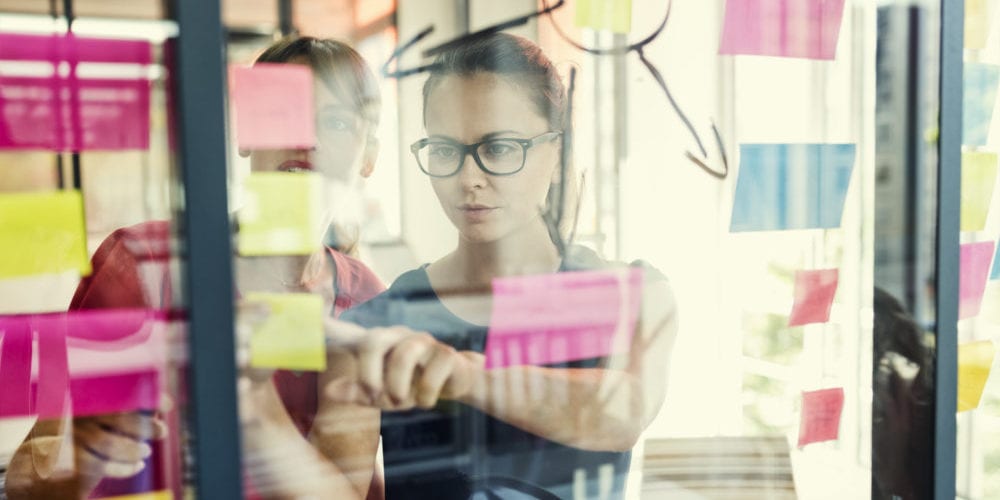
[730, 144, 856, 233]
[964, 63, 1000, 147]
[991, 240, 1000, 281]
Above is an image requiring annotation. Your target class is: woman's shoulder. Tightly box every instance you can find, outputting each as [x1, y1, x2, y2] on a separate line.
[339, 266, 433, 326]
[563, 245, 668, 283]
[325, 248, 386, 309]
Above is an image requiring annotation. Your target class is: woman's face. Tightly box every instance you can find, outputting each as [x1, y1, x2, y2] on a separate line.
[424, 73, 559, 244]
[249, 64, 372, 184]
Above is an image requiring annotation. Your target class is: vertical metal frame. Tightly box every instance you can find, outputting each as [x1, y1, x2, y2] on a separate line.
[169, 0, 244, 498]
[934, 0, 962, 497]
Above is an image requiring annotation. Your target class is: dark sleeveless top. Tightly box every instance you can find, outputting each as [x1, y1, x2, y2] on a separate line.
[341, 246, 662, 500]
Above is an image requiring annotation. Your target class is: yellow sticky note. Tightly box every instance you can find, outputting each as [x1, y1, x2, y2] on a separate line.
[966, 0, 993, 50]
[961, 152, 999, 232]
[237, 172, 323, 256]
[98, 490, 172, 500]
[575, 0, 632, 34]
[0, 190, 90, 279]
[246, 292, 326, 371]
[958, 340, 995, 413]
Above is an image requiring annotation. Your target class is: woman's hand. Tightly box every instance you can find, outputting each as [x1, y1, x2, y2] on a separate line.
[323, 321, 484, 410]
[5, 405, 169, 500]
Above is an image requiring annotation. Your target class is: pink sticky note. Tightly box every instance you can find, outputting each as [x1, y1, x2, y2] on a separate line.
[0, 33, 152, 64]
[798, 387, 844, 447]
[485, 268, 643, 369]
[960, 242, 996, 320]
[0, 309, 166, 419]
[0, 76, 150, 151]
[789, 269, 839, 326]
[0, 322, 32, 416]
[230, 64, 315, 150]
[719, 0, 846, 60]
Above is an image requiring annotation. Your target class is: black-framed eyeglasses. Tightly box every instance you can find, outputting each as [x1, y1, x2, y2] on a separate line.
[410, 131, 562, 178]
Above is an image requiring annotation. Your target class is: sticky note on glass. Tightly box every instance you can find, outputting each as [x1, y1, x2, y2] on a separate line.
[797, 387, 844, 447]
[237, 172, 324, 256]
[246, 293, 326, 372]
[730, 144, 855, 232]
[0, 309, 165, 419]
[0, 190, 90, 279]
[789, 269, 839, 326]
[719, 0, 846, 60]
[98, 491, 172, 500]
[960, 241, 996, 320]
[958, 340, 995, 413]
[964, 63, 1000, 147]
[485, 268, 643, 369]
[992, 241, 1000, 280]
[962, 152, 999, 232]
[966, 0, 995, 50]
[575, 0, 632, 34]
[230, 64, 315, 150]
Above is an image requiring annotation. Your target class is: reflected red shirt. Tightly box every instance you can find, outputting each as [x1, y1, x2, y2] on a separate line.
[73, 221, 384, 498]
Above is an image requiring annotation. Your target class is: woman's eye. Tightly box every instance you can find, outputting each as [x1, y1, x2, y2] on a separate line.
[429, 144, 458, 158]
[483, 142, 517, 158]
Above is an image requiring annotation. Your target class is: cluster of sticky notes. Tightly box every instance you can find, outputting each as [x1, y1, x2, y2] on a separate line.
[964, 63, 1000, 147]
[966, 0, 997, 50]
[958, 340, 995, 413]
[230, 64, 315, 150]
[960, 241, 996, 320]
[245, 292, 326, 372]
[0, 190, 90, 279]
[237, 172, 324, 256]
[730, 144, 856, 232]
[788, 269, 839, 327]
[797, 387, 844, 447]
[575, 0, 632, 34]
[485, 267, 643, 369]
[0, 32, 152, 151]
[719, 0, 847, 60]
[0, 309, 165, 419]
[962, 152, 999, 232]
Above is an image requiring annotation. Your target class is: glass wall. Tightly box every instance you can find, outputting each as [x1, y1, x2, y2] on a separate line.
[957, 0, 1000, 498]
[0, 0, 989, 499]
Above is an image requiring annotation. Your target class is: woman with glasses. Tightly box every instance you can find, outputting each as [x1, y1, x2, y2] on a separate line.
[332, 32, 679, 499]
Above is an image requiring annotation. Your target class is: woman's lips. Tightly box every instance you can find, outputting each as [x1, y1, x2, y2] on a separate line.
[458, 204, 497, 221]
[277, 160, 314, 172]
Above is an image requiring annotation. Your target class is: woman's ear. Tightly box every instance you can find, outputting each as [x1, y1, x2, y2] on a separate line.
[360, 136, 380, 178]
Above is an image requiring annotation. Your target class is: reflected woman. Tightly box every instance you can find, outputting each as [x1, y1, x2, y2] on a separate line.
[332, 32, 678, 499]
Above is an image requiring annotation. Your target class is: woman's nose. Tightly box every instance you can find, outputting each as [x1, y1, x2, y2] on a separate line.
[456, 153, 487, 189]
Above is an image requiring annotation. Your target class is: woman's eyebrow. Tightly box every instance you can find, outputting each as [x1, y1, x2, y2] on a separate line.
[480, 130, 524, 140]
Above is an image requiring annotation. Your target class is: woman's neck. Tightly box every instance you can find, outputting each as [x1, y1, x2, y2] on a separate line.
[439, 220, 561, 290]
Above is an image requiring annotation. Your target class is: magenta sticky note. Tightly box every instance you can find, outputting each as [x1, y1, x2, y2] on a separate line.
[0, 309, 166, 419]
[485, 268, 643, 369]
[960, 242, 996, 320]
[788, 269, 839, 326]
[0, 33, 152, 64]
[798, 387, 844, 447]
[0, 322, 32, 416]
[0, 76, 150, 151]
[719, 0, 847, 60]
[230, 64, 316, 150]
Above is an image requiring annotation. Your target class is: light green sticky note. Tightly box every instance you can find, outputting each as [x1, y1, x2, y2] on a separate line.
[965, 0, 993, 50]
[247, 292, 326, 372]
[961, 152, 999, 232]
[959, 340, 995, 412]
[575, 0, 632, 34]
[238, 172, 323, 256]
[0, 190, 90, 279]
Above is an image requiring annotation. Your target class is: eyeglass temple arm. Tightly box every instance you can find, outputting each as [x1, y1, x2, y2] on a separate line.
[635, 48, 729, 180]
